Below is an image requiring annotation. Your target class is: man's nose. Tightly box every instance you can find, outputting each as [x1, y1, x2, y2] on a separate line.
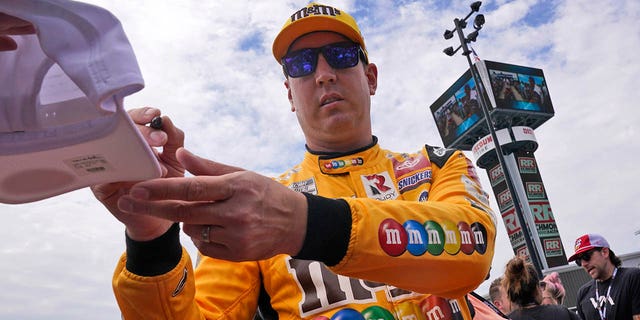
[314, 54, 336, 85]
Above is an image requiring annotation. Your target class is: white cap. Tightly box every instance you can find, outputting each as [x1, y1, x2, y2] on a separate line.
[0, 0, 161, 204]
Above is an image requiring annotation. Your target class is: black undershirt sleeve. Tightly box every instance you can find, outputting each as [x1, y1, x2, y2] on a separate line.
[125, 223, 182, 276]
[124, 192, 352, 274]
[293, 193, 352, 266]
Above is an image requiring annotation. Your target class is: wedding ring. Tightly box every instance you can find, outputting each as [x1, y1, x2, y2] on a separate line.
[201, 225, 211, 243]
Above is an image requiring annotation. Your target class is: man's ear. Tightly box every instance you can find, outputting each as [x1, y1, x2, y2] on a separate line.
[365, 63, 378, 95]
[284, 79, 295, 112]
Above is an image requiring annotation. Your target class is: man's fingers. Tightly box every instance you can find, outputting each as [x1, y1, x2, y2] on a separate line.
[178, 148, 244, 176]
[127, 176, 233, 202]
[0, 35, 17, 50]
[117, 195, 219, 224]
[127, 107, 160, 124]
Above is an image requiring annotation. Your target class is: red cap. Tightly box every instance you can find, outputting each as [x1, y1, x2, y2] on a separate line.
[567, 234, 610, 262]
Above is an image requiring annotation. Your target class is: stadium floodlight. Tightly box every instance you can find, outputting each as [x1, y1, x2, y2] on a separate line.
[443, 29, 454, 40]
[473, 14, 485, 30]
[470, 1, 482, 12]
[443, 46, 456, 56]
[467, 30, 479, 42]
[441, 1, 546, 278]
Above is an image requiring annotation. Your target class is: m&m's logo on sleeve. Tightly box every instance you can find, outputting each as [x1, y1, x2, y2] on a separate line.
[378, 218, 488, 257]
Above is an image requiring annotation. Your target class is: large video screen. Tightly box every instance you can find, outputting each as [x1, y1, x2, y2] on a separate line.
[485, 60, 554, 115]
[430, 68, 485, 148]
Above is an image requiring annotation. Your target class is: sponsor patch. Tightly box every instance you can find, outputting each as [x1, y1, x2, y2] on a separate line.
[433, 147, 447, 157]
[378, 218, 489, 258]
[288, 177, 317, 194]
[461, 175, 490, 206]
[320, 157, 364, 171]
[290, 3, 341, 22]
[397, 170, 432, 193]
[361, 172, 398, 201]
[392, 153, 432, 193]
[418, 191, 429, 202]
[392, 153, 430, 177]
[426, 145, 456, 168]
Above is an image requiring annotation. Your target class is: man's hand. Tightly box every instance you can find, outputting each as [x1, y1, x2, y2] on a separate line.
[0, 13, 36, 51]
[116, 149, 308, 261]
[91, 107, 185, 241]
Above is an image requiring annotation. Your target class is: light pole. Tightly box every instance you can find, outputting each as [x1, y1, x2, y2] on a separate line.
[442, 1, 544, 277]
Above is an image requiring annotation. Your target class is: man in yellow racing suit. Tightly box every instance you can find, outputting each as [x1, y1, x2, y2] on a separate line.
[112, 136, 495, 319]
[100, 2, 496, 319]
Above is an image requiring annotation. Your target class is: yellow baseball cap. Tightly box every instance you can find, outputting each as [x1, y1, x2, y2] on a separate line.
[272, 2, 368, 62]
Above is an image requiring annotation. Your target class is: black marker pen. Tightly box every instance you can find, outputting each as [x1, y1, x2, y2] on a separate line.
[149, 116, 163, 129]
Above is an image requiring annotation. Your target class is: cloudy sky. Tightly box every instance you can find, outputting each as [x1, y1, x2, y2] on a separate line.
[1, 0, 639, 318]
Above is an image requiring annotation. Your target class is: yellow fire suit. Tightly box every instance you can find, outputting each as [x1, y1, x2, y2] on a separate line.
[112, 137, 496, 319]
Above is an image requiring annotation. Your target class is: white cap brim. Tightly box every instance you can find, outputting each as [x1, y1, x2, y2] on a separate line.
[0, 109, 161, 204]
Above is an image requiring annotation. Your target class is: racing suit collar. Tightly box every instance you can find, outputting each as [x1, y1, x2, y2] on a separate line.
[305, 136, 378, 157]
[304, 136, 384, 175]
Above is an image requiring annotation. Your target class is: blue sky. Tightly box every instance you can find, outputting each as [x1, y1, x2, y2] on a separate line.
[1, 0, 639, 319]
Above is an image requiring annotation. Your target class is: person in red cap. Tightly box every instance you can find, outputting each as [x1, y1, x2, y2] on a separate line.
[569, 233, 640, 320]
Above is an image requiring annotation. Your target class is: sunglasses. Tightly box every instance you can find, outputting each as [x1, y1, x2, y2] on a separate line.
[574, 248, 601, 266]
[281, 41, 366, 78]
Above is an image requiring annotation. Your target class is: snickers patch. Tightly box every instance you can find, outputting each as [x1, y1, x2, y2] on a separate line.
[393, 153, 431, 193]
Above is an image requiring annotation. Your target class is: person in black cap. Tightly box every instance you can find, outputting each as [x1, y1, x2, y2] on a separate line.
[569, 233, 640, 320]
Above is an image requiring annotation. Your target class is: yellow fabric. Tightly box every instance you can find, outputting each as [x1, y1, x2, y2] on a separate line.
[112, 142, 496, 319]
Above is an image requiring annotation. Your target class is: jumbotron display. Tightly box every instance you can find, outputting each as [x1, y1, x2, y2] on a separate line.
[429, 60, 554, 150]
[483, 60, 554, 115]
[430, 67, 486, 148]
